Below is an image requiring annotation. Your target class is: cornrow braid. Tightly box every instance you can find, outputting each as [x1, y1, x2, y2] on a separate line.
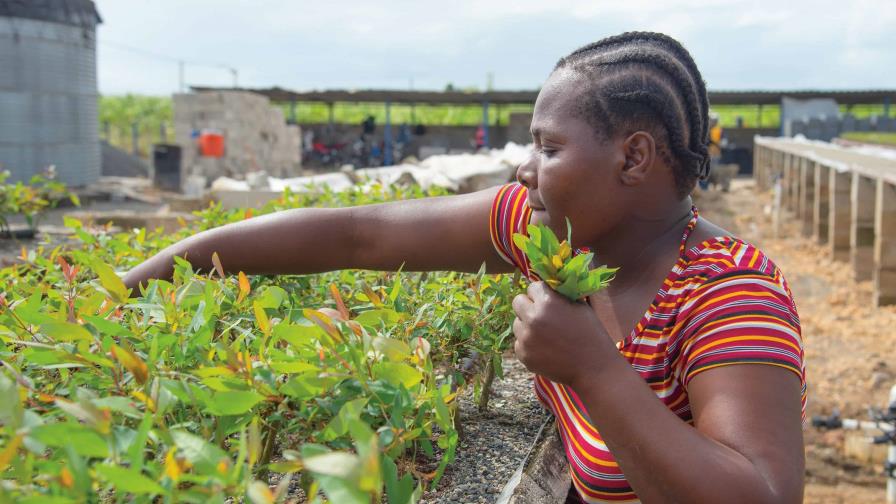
[555, 32, 711, 197]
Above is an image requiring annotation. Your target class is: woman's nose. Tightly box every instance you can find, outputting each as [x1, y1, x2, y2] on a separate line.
[516, 154, 537, 189]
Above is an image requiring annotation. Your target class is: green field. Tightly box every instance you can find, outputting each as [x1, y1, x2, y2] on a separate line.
[98, 95, 893, 155]
[840, 131, 896, 146]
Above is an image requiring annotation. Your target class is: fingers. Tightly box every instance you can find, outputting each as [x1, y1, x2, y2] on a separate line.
[526, 281, 553, 302]
[511, 293, 533, 321]
[512, 317, 527, 361]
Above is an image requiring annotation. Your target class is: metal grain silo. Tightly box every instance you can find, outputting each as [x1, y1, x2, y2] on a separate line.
[0, 0, 102, 186]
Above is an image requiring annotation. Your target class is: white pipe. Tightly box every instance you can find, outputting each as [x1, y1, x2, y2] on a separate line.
[840, 419, 895, 432]
[888, 384, 896, 504]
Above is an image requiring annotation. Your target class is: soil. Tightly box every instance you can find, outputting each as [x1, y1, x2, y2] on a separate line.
[696, 178, 892, 503]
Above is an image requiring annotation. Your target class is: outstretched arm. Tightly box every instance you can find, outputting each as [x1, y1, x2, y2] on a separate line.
[123, 186, 514, 291]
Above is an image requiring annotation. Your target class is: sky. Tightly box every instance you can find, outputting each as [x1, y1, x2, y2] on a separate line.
[94, 0, 896, 96]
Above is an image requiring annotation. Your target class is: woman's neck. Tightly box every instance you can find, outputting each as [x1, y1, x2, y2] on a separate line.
[588, 197, 694, 289]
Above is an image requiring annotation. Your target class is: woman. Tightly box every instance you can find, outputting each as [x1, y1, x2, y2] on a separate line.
[125, 32, 805, 503]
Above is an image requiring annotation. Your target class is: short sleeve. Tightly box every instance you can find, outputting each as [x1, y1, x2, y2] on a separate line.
[676, 269, 806, 399]
[489, 183, 533, 274]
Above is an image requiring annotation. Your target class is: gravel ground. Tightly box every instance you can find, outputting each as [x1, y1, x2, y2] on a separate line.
[419, 357, 549, 504]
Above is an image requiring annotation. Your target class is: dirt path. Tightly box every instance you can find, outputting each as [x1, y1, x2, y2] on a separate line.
[697, 179, 894, 503]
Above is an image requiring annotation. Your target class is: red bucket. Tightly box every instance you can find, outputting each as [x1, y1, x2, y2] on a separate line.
[199, 130, 225, 158]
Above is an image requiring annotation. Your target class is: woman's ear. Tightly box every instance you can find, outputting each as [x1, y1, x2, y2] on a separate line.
[619, 131, 656, 187]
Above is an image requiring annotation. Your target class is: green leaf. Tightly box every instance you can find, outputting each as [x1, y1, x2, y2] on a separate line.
[82, 315, 129, 337]
[373, 362, 422, 389]
[255, 286, 288, 309]
[247, 480, 274, 504]
[13, 292, 55, 325]
[554, 273, 581, 300]
[269, 361, 318, 374]
[203, 390, 264, 416]
[384, 455, 417, 504]
[280, 374, 332, 400]
[355, 308, 401, 328]
[0, 373, 24, 429]
[558, 252, 592, 279]
[29, 422, 109, 458]
[303, 451, 360, 479]
[170, 430, 229, 473]
[372, 336, 411, 361]
[40, 322, 93, 343]
[511, 233, 529, 252]
[94, 463, 165, 495]
[272, 323, 324, 348]
[323, 398, 368, 440]
[128, 412, 153, 471]
[18, 497, 77, 504]
[92, 260, 130, 303]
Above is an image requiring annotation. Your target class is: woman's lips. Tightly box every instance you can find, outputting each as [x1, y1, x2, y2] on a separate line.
[526, 196, 545, 210]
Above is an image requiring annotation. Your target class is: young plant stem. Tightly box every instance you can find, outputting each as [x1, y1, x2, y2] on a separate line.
[477, 357, 496, 413]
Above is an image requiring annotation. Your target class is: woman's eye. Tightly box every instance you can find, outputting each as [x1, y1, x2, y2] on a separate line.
[541, 148, 557, 157]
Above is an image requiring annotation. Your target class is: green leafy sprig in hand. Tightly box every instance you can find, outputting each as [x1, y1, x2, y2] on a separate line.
[512, 219, 617, 301]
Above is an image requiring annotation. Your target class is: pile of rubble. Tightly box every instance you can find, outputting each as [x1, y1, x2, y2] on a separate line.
[208, 142, 531, 209]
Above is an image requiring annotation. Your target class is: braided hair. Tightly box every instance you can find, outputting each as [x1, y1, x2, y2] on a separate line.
[554, 32, 711, 197]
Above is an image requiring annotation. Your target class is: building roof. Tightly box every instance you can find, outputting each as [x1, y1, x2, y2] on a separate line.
[0, 0, 101, 28]
[194, 86, 896, 107]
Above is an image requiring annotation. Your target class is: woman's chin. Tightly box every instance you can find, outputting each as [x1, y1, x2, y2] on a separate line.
[529, 209, 547, 226]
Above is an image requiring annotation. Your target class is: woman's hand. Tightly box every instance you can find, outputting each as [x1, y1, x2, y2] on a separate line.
[511, 281, 617, 387]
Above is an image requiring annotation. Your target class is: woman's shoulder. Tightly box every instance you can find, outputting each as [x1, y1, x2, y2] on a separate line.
[676, 233, 799, 320]
[683, 214, 783, 279]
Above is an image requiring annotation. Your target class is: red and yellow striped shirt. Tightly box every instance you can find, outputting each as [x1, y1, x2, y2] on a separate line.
[489, 183, 807, 503]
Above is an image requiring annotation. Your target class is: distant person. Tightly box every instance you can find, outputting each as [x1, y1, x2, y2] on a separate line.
[474, 125, 486, 151]
[303, 130, 314, 160]
[701, 113, 725, 190]
[397, 123, 410, 145]
[362, 115, 376, 137]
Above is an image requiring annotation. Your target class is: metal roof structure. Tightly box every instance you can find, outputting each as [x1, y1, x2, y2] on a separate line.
[194, 86, 896, 107]
[0, 0, 101, 28]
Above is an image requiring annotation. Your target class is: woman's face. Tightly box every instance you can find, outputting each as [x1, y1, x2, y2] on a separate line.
[516, 69, 629, 248]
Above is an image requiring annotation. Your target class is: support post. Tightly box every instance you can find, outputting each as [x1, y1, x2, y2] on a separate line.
[828, 169, 851, 261]
[851, 173, 876, 281]
[799, 158, 815, 236]
[783, 156, 799, 213]
[384, 100, 393, 166]
[753, 144, 761, 186]
[813, 163, 830, 244]
[289, 100, 297, 123]
[792, 155, 802, 213]
[482, 100, 490, 148]
[874, 179, 896, 306]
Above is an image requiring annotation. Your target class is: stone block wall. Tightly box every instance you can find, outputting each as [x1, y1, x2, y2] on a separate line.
[173, 91, 301, 183]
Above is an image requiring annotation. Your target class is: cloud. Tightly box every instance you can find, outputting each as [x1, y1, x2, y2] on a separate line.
[93, 0, 896, 95]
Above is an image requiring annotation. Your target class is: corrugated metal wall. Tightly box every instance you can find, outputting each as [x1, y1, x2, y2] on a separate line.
[0, 16, 100, 186]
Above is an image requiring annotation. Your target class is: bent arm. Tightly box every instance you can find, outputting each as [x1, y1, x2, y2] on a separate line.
[123, 186, 514, 291]
[572, 362, 804, 503]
